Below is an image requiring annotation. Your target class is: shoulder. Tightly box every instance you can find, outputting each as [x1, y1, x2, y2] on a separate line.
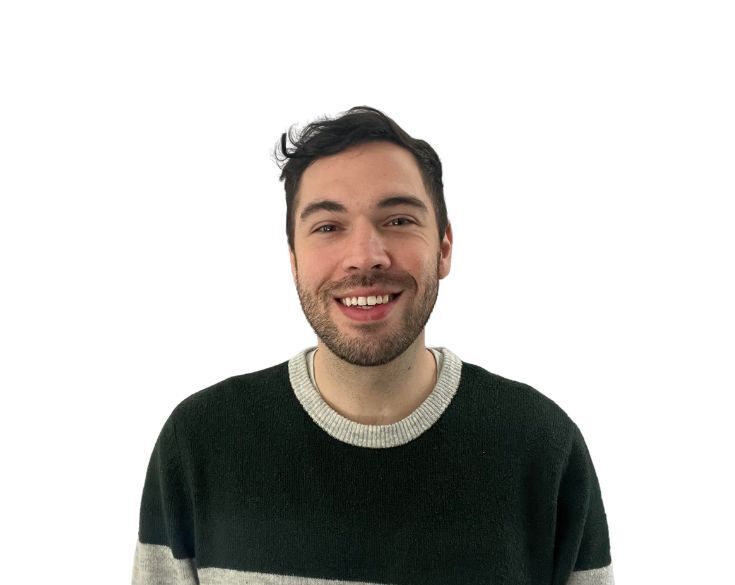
[458, 359, 576, 455]
[459, 359, 571, 418]
[166, 360, 291, 433]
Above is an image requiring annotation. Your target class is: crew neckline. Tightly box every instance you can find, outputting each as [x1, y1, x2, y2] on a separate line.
[287, 346, 463, 448]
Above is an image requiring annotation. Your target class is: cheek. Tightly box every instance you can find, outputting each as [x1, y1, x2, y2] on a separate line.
[409, 254, 438, 276]
[296, 259, 334, 295]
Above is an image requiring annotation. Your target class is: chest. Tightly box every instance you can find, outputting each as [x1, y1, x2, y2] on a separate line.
[191, 436, 556, 584]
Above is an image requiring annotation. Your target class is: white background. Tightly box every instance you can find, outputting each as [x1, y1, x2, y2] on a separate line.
[1, 1, 733, 583]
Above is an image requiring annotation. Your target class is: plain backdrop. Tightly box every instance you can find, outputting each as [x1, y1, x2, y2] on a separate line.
[1, 1, 733, 583]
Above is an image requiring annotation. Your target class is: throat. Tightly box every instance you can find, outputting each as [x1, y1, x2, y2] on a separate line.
[311, 344, 438, 425]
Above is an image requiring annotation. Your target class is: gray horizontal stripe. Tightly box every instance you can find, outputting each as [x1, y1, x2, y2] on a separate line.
[133, 541, 613, 585]
[132, 540, 199, 585]
[199, 567, 391, 585]
[133, 541, 391, 584]
[288, 346, 462, 448]
[568, 564, 615, 585]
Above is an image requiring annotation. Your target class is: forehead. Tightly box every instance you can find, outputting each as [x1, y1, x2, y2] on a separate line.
[296, 141, 429, 210]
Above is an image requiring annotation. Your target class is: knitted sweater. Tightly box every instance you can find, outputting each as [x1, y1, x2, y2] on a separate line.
[132, 346, 614, 585]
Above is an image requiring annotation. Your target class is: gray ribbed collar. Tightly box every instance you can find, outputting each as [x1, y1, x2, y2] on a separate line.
[287, 346, 463, 448]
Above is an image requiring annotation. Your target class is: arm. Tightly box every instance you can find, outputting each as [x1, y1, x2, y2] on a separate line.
[132, 413, 199, 585]
[552, 423, 615, 585]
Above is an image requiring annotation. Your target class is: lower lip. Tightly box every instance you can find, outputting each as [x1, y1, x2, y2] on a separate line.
[334, 294, 402, 322]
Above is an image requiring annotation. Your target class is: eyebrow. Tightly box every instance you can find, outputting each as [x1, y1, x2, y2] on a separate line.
[299, 194, 429, 223]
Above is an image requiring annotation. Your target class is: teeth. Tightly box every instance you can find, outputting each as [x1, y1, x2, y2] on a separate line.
[340, 294, 394, 307]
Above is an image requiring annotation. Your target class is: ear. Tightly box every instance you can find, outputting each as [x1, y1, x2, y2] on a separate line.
[289, 248, 298, 286]
[438, 222, 453, 280]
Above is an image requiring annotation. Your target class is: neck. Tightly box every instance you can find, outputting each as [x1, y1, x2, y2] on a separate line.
[313, 334, 437, 426]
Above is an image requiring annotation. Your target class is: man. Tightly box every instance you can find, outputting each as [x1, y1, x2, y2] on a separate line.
[132, 106, 614, 584]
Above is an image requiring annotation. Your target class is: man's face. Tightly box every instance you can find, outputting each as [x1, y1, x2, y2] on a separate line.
[289, 140, 452, 367]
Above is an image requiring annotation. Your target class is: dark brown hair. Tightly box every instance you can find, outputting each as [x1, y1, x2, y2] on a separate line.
[274, 106, 448, 252]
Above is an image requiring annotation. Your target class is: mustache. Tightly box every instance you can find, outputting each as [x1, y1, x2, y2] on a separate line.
[326, 273, 413, 295]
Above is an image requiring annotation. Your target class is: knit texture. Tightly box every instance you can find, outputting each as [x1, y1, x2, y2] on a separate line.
[132, 347, 614, 585]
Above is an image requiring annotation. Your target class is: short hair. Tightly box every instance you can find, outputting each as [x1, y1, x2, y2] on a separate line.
[274, 106, 448, 252]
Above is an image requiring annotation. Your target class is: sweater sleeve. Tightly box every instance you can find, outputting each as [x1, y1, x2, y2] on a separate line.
[131, 413, 199, 585]
[552, 423, 615, 585]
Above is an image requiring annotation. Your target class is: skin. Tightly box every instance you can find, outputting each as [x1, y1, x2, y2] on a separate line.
[289, 140, 453, 425]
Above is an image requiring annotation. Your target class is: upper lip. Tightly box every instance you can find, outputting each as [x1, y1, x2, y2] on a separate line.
[333, 288, 403, 299]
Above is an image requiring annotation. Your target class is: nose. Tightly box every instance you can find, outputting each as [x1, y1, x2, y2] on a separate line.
[340, 220, 392, 273]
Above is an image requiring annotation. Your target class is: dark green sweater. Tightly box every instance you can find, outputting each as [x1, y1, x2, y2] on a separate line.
[132, 347, 614, 584]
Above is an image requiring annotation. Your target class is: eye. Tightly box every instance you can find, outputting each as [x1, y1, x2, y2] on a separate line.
[314, 224, 337, 233]
[313, 218, 414, 234]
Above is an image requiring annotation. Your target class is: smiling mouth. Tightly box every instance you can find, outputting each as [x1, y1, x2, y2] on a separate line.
[334, 291, 402, 308]
[331, 291, 403, 321]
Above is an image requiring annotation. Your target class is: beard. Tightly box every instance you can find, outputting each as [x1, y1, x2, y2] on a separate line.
[295, 253, 441, 367]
